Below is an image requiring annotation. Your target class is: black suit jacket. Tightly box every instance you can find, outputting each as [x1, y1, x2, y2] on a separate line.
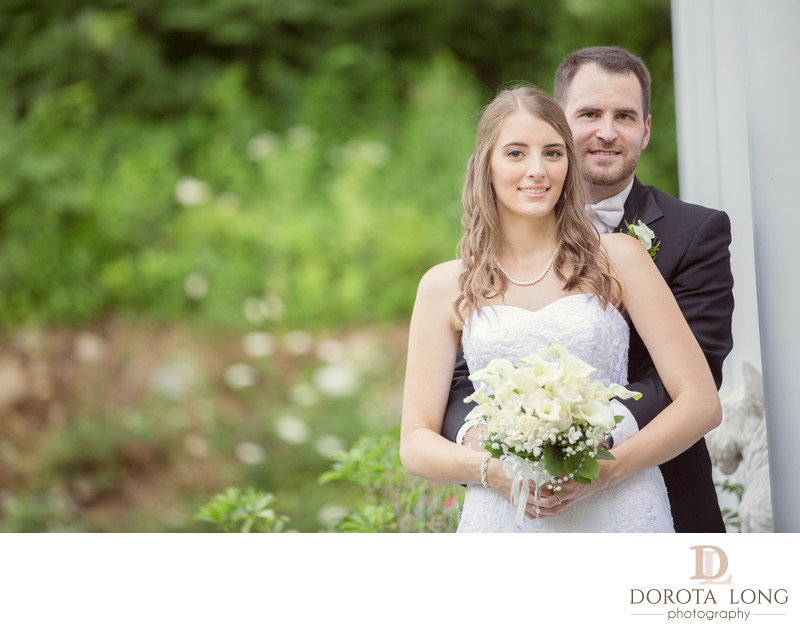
[441, 176, 734, 532]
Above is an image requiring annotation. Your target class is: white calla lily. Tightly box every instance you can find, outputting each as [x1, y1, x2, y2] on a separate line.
[468, 357, 515, 390]
[578, 400, 617, 431]
[535, 399, 572, 431]
[605, 383, 642, 401]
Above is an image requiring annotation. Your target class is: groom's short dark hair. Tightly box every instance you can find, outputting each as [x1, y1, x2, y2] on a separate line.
[554, 46, 652, 117]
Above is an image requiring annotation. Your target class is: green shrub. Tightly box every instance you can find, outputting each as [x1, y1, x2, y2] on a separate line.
[194, 487, 292, 533]
[318, 426, 464, 533]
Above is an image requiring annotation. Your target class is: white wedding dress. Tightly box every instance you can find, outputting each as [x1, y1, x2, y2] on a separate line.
[457, 293, 674, 533]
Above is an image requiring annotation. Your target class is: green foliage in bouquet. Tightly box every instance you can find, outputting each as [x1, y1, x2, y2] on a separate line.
[483, 418, 620, 485]
[541, 421, 619, 485]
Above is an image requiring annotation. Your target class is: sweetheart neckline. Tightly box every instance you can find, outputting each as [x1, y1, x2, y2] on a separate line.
[485, 292, 594, 315]
[465, 293, 627, 328]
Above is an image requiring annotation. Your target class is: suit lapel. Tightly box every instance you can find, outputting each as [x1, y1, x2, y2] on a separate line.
[620, 175, 668, 274]
[620, 176, 663, 230]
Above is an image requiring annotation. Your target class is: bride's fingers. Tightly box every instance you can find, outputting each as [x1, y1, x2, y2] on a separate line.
[523, 498, 558, 519]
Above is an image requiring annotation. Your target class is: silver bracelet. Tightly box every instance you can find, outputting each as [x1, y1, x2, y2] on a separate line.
[480, 452, 492, 489]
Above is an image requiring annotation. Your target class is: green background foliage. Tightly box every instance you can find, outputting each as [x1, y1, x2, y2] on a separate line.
[0, 0, 678, 532]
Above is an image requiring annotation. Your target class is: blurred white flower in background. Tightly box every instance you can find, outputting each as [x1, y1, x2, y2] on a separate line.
[150, 356, 198, 400]
[317, 504, 349, 529]
[243, 293, 285, 325]
[284, 330, 313, 355]
[174, 176, 212, 206]
[235, 442, 267, 465]
[287, 124, 316, 149]
[274, 415, 310, 445]
[224, 363, 258, 390]
[289, 383, 318, 407]
[184, 272, 209, 300]
[328, 139, 390, 168]
[242, 332, 275, 358]
[73, 332, 106, 363]
[315, 434, 347, 458]
[359, 140, 390, 166]
[243, 297, 268, 325]
[313, 362, 358, 398]
[264, 293, 286, 320]
[246, 131, 279, 161]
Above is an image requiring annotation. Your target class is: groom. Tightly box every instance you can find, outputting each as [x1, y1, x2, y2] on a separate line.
[441, 46, 734, 532]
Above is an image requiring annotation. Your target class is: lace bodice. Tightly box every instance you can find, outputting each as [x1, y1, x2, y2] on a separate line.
[463, 293, 629, 387]
[457, 293, 674, 533]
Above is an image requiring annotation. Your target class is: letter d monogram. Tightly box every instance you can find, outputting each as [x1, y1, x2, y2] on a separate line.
[690, 545, 732, 584]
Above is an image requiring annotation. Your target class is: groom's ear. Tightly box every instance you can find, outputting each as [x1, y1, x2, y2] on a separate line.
[641, 114, 652, 151]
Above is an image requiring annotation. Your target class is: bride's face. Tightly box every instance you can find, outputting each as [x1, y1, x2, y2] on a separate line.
[489, 110, 569, 222]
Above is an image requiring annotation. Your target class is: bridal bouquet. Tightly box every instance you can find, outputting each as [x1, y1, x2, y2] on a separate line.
[464, 343, 641, 526]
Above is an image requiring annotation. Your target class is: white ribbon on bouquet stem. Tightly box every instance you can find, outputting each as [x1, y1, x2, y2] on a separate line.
[501, 454, 550, 527]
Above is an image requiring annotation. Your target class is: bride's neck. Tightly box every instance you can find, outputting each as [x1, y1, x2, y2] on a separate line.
[499, 223, 560, 266]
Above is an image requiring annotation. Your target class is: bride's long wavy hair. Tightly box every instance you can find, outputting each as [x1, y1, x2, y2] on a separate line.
[454, 84, 623, 325]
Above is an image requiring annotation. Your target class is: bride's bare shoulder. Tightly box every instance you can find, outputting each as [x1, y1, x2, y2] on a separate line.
[600, 232, 652, 266]
[417, 259, 463, 300]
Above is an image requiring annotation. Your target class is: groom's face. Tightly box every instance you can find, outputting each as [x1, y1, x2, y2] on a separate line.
[561, 63, 651, 201]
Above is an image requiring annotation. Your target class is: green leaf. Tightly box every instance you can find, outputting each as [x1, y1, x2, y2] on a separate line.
[596, 448, 616, 461]
[578, 457, 599, 481]
[564, 452, 585, 476]
[542, 443, 564, 477]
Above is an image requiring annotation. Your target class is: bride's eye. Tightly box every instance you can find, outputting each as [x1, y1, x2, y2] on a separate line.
[507, 149, 525, 159]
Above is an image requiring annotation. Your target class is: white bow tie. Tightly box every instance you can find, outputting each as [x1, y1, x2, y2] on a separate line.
[587, 197, 625, 234]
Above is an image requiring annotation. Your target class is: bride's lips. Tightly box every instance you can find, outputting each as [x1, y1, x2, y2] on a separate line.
[519, 186, 549, 198]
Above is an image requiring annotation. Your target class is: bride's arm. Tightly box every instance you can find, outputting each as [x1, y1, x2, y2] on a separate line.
[538, 234, 722, 513]
[604, 232, 722, 482]
[399, 262, 506, 489]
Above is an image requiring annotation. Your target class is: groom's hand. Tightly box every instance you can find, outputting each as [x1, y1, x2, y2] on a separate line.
[462, 424, 487, 450]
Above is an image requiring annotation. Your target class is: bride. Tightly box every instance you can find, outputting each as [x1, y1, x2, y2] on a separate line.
[398, 85, 721, 532]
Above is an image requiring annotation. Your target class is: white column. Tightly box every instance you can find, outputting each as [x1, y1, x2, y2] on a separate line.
[672, 0, 800, 532]
[671, 0, 761, 401]
[739, 0, 800, 532]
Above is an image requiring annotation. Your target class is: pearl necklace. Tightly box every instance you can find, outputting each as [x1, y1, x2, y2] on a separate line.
[496, 245, 559, 287]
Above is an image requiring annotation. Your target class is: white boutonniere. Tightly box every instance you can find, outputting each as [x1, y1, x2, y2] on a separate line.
[622, 219, 660, 260]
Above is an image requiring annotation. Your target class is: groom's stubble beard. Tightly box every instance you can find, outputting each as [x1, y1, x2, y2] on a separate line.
[581, 142, 641, 188]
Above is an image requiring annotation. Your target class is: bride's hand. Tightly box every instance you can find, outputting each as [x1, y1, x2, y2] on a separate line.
[529, 461, 616, 517]
[485, 459, 581, 520]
